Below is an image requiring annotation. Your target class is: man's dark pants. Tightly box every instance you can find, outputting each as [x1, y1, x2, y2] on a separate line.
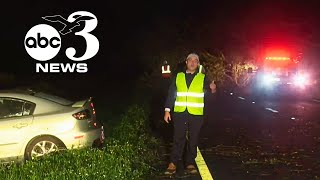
[170, 111, 204, 166]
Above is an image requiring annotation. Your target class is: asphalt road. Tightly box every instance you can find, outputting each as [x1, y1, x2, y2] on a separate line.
[152, 84, 320, 180]
[199, 89, 320, 180]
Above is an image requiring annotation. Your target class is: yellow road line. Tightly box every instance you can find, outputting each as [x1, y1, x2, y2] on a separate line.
[195, 147, 214, 180]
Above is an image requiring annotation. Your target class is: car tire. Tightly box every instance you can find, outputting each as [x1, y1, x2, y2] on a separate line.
[25, 136, 65, 161]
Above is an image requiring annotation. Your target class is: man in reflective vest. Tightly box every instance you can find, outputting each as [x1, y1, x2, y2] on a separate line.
[162, 60, 171, 78]
[164, 53, 216, 175]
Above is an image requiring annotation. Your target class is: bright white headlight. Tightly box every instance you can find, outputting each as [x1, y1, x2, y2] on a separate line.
[262, 74, 280, 85]
[294, 74, 308, 86]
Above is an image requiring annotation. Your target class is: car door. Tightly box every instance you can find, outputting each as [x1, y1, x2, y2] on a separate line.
[0, 98, 35, 159]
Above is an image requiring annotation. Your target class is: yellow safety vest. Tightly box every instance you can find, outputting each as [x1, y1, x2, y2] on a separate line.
[174, 72, 205, 115]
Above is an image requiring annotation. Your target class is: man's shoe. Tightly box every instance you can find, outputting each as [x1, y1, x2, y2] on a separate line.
[186, 165, 198, 174]
[164, 163, 176, 175]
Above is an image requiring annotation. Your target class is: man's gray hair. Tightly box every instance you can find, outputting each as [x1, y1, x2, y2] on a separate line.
[186, 53, 199, 62]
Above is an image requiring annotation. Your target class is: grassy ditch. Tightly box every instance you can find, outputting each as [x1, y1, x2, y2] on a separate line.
[0, 105, 160, 180]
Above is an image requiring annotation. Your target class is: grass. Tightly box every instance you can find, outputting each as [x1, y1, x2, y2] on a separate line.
[0, 105, 160, 180]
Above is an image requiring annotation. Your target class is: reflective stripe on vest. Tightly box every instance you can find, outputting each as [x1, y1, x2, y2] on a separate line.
[162, 65, 171, 73]
[199, 65, 203, 73]
[177, 92, 204, 97]
[174, 72, 205, 115]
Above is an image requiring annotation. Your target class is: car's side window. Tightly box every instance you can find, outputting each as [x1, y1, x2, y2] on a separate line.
[0, 98, 33, 119]
[23, 102, 36, 116]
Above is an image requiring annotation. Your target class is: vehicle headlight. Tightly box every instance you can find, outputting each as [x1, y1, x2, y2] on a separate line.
[262, 74, 280, 85]
[293, 74, 308, 86]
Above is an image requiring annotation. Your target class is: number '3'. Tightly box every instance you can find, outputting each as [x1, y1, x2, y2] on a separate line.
[65, 11, 99, 61]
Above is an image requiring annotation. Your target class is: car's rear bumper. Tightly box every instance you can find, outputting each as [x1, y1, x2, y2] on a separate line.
[57, 126, 105, 149]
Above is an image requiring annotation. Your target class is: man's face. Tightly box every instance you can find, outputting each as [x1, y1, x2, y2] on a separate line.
[186, 57, 199, 72]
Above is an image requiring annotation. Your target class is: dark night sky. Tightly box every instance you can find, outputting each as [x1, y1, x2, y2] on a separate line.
[0, 0, 320, 97]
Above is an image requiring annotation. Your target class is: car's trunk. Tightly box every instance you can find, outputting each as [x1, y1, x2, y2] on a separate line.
[71, 97, 103, 129]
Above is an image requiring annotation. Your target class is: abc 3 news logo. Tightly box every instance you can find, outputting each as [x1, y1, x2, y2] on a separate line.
[24, 11, 99, 73]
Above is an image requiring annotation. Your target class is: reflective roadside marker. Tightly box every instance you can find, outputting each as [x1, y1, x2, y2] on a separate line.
[265, 107, 279, 113]
[238, 97, 245, 100]
[230, 92, 233, 95]
[313, 99, 320, 103]
[291, 117, 295, 120]
[252, 101, 255, 104]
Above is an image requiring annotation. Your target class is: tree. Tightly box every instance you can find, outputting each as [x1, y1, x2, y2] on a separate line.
[200, 51, 225, 83]
[224, 55, 257, 88]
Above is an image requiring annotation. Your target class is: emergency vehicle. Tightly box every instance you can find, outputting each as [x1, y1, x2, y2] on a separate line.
[253, 47, 316, 97]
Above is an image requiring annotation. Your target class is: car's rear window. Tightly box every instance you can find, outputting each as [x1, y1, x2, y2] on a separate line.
[34, 92, 73, 105]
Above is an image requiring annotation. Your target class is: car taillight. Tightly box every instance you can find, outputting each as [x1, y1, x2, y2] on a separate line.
[73, 109, 91, 120]
[90, 102, 96, 115]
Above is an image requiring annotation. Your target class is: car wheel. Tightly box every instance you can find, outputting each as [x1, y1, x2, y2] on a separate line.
[25, 136, 65, 160]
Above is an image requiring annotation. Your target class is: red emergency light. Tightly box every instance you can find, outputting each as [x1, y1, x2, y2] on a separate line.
[265, 57, 290, 60]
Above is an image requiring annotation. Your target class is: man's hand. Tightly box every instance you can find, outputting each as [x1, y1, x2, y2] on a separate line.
[210, 80, 217, 93]
[164, 111, 171, 123]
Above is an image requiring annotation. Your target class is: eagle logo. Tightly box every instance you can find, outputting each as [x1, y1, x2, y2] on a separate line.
[42, 14, 95, 35]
